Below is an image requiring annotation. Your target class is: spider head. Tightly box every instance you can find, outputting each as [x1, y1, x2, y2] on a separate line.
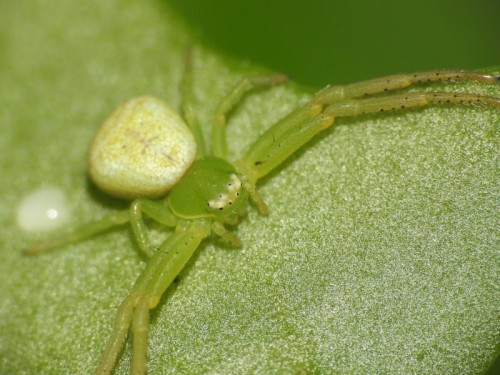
[168, 156, 249, 224]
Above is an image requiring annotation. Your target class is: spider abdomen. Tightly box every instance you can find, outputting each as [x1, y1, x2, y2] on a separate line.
[88, 96, 197, 200]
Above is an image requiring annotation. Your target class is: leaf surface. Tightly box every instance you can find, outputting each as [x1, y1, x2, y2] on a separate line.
[0, 1, 498, 374]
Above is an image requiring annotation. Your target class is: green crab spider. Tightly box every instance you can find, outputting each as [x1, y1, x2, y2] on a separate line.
[25, 56, 500, 374]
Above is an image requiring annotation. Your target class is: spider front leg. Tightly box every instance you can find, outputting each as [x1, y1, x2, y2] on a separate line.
[314, 70, 500, 117]
[321, 90, 500, 119]
[236, 70, 499, 187]
[313, 70, 499, 103]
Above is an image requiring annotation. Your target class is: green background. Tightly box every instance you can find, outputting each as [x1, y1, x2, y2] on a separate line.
[170, 0, 500, 86]
[0, 1, 498, 374]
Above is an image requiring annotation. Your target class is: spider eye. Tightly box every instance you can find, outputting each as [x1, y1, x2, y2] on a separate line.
[207, 174, 242, 212]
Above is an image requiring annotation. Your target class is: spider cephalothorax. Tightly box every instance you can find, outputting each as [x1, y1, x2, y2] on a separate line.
[168, 156, 249, 226]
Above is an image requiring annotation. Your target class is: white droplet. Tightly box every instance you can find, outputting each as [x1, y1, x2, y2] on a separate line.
[17, 187, 71, 232]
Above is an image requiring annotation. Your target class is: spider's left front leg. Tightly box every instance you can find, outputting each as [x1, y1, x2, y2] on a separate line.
[235, 70, 500, 206]
[313, 70, 499, 121]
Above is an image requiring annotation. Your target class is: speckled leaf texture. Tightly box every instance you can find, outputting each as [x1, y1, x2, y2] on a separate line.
[0, 1, 498, 374]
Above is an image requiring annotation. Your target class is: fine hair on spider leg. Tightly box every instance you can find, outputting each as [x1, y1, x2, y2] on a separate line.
[24, 62, 499, 375]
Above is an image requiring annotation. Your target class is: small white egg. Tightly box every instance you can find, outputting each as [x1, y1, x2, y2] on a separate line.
[17, 187, 71, 232]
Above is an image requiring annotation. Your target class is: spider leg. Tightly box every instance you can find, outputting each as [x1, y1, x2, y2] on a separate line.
[95, 218, 212, 375]
[181, 48, 206, 157]
[235, 104, 332, 183]
[313, 70, 499, 104]
[129, 199, 178, 257]
[236, 70, 499, 198]
[95, 295, 136, 375]
[24, 199, 178, 257]
[131, 299, 149, 375]
[211, 221, 242, 246]
[322, 90, 500, 118]
[211, 73, 288, 159]
[23, 210, 130, 254]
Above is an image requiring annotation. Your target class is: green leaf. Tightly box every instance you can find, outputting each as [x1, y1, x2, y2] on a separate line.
[0, 1, 498, 374]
